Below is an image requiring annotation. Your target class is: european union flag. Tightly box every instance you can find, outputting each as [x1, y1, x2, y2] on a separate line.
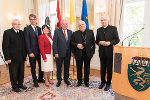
[81, 0, 89, 29]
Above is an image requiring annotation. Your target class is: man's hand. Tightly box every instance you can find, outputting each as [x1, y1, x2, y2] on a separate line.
[99, 41, 105, 45]
[71, 53, 74, 57]
[6, 60, 11, 64]
[99, 41, 110, 46]
[55, 54, 59, 58]
[77, 44, 84, 49]
[29, 53, 35, 58]
[104, 41, 111, 46]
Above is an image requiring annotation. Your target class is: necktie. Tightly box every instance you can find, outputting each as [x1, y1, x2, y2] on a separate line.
[34, 26, 38, 36]
[64, 30, 67, 40]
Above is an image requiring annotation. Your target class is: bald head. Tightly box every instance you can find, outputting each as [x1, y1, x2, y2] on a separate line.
[100, 14, 109, 27]
[78, 20, 86, 32]
[12, 19, 21, 31]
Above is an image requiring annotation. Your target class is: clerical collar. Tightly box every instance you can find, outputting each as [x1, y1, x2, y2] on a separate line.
[13, 28, 19, 33]
[80, 30, 86, 33]
[103, 25, 108, 28]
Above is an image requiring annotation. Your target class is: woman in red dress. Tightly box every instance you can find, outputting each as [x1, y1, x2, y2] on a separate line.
[38, 25, 54, 87]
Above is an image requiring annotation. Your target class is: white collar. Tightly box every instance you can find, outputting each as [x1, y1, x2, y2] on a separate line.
[103, 25, 108, 28]
[13, 28, 19, 33]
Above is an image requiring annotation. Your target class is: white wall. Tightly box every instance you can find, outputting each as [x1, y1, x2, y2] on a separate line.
[141, 0, 150, 47]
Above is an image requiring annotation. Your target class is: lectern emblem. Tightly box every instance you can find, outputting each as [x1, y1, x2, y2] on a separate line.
[128, 57, 150, 91]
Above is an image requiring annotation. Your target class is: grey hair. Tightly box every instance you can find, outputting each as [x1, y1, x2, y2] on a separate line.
[11, 19, 20, 25]
[61, 18, 68, 23]
[78, 20, 86, 25]
[100, 14, 110, 20]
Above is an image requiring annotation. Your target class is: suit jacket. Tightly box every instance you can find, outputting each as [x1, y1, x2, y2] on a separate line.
[24, 25, 42, 56]
[71, 29, 95, 60]
[95, 25, 120, 57]
[2, 28, 27, 63]
[53, 28, 72, 58]
[38, 34, 53, 60]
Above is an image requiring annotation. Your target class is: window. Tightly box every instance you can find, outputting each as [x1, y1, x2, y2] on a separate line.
[122, 0, 145, 46]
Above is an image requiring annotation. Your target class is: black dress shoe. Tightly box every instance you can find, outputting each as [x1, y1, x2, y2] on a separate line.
[64, 80, 71, 85]
[38, 79, 45, 83]
[34, 82, 39, 87]
[76, 83, 82, 87]
[56, 81, 61, 87]
[13, 88, 21, 92]
[85, 83, 89, 87]
[104, 85, 110, 91]
[19, 85, 27, 90]
[98, 83, 105, 89]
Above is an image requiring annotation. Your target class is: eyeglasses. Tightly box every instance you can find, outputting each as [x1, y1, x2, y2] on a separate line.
[29, 18, 36, 20]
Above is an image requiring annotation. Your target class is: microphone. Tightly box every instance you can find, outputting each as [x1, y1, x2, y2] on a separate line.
[121, 27, 144, 46]
[128, 36, 138, 46]
[0, 52, 8, 67]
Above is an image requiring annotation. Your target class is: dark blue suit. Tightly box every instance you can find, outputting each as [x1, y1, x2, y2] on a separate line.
[24, 25, 43, 83]
[53, 28, 72, 81]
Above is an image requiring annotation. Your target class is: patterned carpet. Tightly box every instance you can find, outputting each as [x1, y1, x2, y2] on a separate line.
[0, 76, 115, 100]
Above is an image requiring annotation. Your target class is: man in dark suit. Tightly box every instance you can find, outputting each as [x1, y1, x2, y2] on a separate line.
[24, 14, 44, 87]
[96, 15, 120, 91]
[2, 19, 27, 92]
[71, 20, 95, 87]
[53, 19, 72, 87]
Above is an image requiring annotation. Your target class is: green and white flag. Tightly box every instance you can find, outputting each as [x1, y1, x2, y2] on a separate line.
[45, 16, 51, 34]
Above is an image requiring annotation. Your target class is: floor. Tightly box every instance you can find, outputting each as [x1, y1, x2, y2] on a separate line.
[0, 61, 100, 85]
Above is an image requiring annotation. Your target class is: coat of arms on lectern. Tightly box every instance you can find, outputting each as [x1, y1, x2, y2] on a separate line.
[128, 57, 150, 91]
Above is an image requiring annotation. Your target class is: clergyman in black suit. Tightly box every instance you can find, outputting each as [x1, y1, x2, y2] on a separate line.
[2, 19, 27, 92]
[24, 14, 44, 87]
[71, 20, 95, 87]
[53, 19, 72, 87]
[95, 15, 120, 91]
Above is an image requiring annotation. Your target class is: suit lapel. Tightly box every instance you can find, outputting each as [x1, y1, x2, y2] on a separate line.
[29, 25, 37, 37]
[67, 29, 70, 40]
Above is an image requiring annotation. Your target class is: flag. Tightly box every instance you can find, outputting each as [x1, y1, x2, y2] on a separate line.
[69, 0, 76, 31]
[45, 16, 51, 34]
[81, 0, 89, 29]
[55, 0, 61, 29]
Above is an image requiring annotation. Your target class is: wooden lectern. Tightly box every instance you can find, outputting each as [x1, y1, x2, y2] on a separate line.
[112, 45, 150, 100]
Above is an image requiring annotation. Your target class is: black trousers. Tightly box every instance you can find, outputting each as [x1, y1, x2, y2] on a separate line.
[100, 49, 113, 85]
[8, 61, 24, 89]
[76, 53, 91, 84]
[56, 54, 71, 82]
[29, 53, 43, 83]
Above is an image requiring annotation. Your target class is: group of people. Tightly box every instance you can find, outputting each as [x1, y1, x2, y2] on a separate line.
[2, 14, 120, 93]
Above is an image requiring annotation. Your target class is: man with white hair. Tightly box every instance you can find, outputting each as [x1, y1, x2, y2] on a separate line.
[2, 19, 27, 92]
[71, 20, 95, 87]
[96, 14, 120, 91]
[53, 18, 72, 87]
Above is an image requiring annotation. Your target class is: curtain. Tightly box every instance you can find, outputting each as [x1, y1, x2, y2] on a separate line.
[0, 0, 4, 65]
[37, 0, 50, 27]
[0, 1, 4, 51]
[106, 0, 123, 33]
[141, 0, 150, 47]
[24, 0, 34, 25]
